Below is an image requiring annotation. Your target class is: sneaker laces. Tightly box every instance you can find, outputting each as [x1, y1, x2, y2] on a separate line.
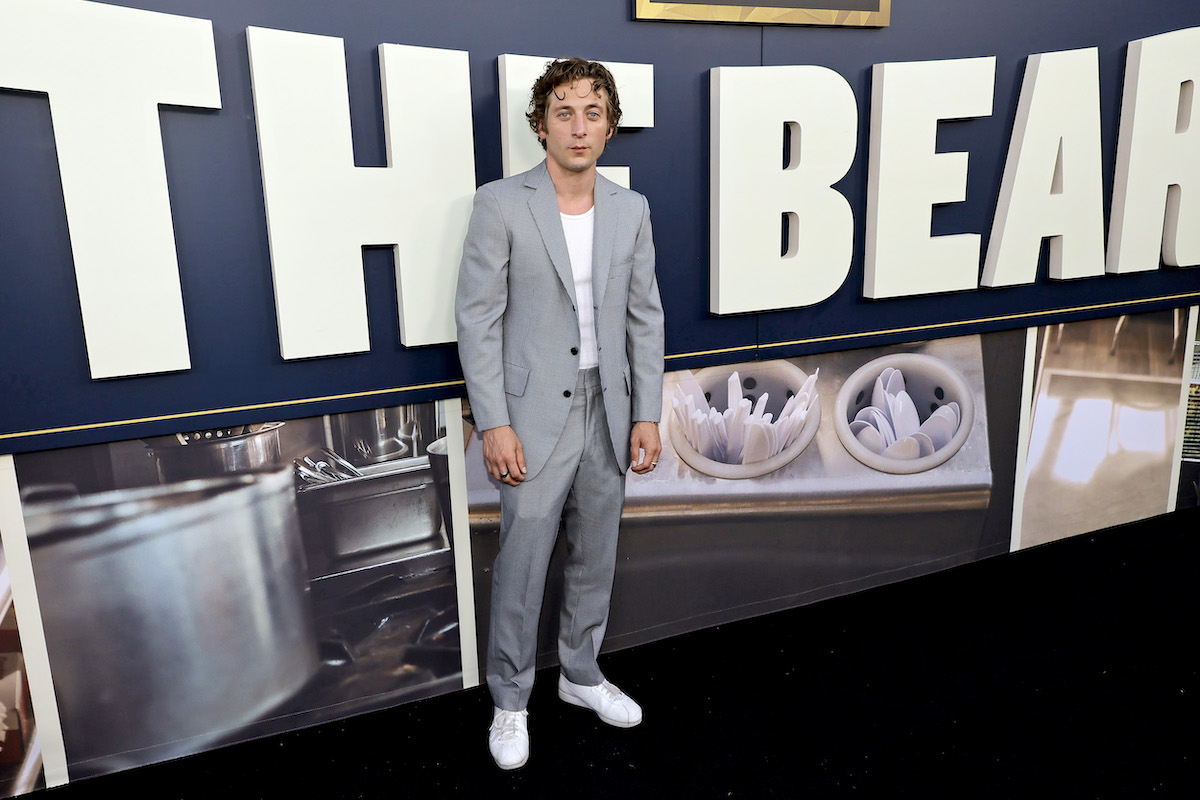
[596, 681, 625, 702]
[491, 710, 526, 741]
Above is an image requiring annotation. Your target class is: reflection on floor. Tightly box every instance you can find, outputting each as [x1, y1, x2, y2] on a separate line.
[1020, 310, 1187, 548]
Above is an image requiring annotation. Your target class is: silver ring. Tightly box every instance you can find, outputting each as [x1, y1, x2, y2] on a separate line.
[499, 471, 509, 479]
[650, 461, 658, 466]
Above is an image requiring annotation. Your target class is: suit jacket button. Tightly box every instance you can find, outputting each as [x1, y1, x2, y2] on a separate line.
[570, 347, 579, 355]
[564, 390, 572, 397]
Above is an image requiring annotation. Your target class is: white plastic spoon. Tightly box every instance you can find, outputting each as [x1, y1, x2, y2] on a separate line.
[855, 424, 886, 455]
[891, 390, 921, 439]
[882, 435, 921, 460]
[916, 411, 955, 450]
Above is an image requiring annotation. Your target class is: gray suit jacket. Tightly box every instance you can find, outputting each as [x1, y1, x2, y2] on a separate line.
[455, 160, 665, 480]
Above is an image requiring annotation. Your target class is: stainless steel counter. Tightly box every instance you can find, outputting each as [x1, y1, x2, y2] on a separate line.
[466, 336, 992, 521]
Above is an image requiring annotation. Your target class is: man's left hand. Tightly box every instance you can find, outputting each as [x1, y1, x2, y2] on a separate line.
[629, 421, 661, 474]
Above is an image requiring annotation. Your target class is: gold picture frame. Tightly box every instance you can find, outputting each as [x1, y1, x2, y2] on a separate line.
[634, 0, 890, 27]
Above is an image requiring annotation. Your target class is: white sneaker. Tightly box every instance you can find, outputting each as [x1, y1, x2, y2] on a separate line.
[488, 707, 529, 770]
[558, 674, 643, 728]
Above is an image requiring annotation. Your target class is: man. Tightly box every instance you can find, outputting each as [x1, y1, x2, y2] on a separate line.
[455, 57, 665, 770]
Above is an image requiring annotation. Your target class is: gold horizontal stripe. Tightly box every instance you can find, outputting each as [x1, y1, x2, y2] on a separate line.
[664, 342, 760, 361]
[0, 379, 465, 442]
[667, 291, 1200, 359]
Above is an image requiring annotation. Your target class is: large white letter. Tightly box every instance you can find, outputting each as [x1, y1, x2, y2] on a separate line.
[498, 54, 653, 188]
[982, 48, 1106, 286]
[1107, 26, 1200, 274]
[710, 65, 857, 315]
[247, 29, 475, 358]
[0, 0, 220, 379]
[864, 57, 995, 298]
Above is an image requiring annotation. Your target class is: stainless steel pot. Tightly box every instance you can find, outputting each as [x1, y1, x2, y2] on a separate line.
[24, 469, 317, 773]
[145, 422, 285, 483]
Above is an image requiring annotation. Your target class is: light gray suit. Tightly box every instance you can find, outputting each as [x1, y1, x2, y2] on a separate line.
[455, 160, 664, 710]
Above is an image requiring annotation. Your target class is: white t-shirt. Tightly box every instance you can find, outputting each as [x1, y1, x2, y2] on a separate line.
[560, 207, 599, 368]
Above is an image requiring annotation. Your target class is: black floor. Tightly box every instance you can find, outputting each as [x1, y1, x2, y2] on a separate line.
[39, 508, 1198, 799]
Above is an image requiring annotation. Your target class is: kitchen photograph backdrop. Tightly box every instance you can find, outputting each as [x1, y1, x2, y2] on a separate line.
[3, 312, 1196, 789]
[1, 0, 1199, 793]
[463, 330, 1024, 676]
[1016, 308, 1193, 549]
[1177, 341, 1200, 510]
[6, 399, 471, 779]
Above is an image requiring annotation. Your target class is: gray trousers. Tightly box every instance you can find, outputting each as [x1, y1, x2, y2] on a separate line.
[486, 368, 626, 711]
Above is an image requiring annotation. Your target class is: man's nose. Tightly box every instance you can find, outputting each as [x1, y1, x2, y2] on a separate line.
[572, 116, 587, 136]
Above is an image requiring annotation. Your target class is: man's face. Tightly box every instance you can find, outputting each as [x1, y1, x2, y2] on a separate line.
[537, 80, 613, 176]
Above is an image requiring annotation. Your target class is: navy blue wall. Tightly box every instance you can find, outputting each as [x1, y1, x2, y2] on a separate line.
[2, 0, 1198, 453]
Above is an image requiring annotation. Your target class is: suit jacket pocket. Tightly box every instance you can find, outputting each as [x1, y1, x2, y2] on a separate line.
[504, 362, 530, 397]
[608, 256, 634, 278]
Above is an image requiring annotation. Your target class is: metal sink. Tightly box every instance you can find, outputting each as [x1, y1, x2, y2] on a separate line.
[297, 456, 443, 580]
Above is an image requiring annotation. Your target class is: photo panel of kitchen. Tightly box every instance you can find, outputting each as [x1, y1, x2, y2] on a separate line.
[0, 398, 475, 781]
[1013, 307, 1197, 551]
[462, 329, 1030, 679]
[1173, 322, 1200, 511]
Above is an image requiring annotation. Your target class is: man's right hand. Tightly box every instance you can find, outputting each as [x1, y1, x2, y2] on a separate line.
[482, 425, 526, 486]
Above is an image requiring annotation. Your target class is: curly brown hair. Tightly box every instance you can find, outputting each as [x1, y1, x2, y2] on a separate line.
[527, 58, 622, 150]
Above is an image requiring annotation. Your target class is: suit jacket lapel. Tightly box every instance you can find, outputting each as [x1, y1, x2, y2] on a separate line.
[526, 162, 577, 308]
[591, 174, 618, 311]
